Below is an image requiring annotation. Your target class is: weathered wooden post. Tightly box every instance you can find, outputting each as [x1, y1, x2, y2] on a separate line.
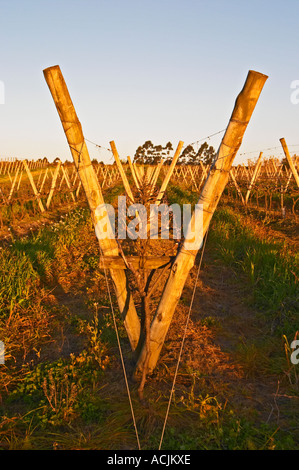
[280, 138, 299, 188]
[110, 141, 135, 202]
[133, 163, 143, 186]
[7, 167, 20, 202]
[46, 160, 61, 209]
[43, 65, 140, 351]
[136, 70, 268, 374]
[229, 168, 245, 205]
[198, 161, 208, 188]
[39, 167, 49, 195]
[61, 163, 76, 201]
[17, 167, 23, 191]
[245, 151, 263, 204]
[23, 160, 45, 213]
[150, 158, 164, 191]
[127, 156, 141, 190]
[155, 141, 184, 204]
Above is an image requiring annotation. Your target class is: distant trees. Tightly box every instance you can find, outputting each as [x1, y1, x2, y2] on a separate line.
[134, 141, 173, 165]
[134, 140, 216, 166]
[179, 142, 216, 166]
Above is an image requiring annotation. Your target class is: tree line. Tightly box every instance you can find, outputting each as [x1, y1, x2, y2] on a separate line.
[133, 140, 216, 165]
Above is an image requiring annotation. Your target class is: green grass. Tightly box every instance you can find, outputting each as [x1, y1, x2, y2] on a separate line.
[0, 248, 39, 312]
[167, 184, 298, 332]
[0, 208, 91, 317]
[209, 207, 298, 332]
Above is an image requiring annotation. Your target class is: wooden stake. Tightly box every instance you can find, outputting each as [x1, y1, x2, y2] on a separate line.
[7, 167, 20, 202]
[43, 65, 140, 351]
[100, 255, 172, 270]
[46, 160, 61, 209]
[127, 156, 140, 190]
[150, 158, 164, 192]
[280, 138, 299, 188]
[110, 141, 135, 203]
[61, 164, 76, 201]
[23, 160, 45, 212]
[245, 151, 263, 204]
[229, 168, 245, 205]
[39, 167, 49, 194]
[135, 69, 268, 374]
[17, 169, 23, 191]
[155, 141, 184, 204]
[133, 163, 143, 186]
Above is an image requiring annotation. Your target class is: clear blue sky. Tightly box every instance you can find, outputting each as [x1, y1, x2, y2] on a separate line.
[0, 0, 299, 164]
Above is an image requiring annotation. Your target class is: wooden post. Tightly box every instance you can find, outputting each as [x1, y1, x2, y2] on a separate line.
[146, 165, 155, 183]
[23, 160, 45, 213]
[7, 167, 20, 202]
[127, 156, 141, 190]
[280, 138, 299, 188]
[46, 160, 61, 209]
[187, 166, 198, 191]
[59, 163, 66, 189]
[61, 163, 76, 201]
[245, 151, 263, 204]
[229, 168, 245, 205]
[135, 70, 268, 374]
[110, 141, 135, 203]
[197, 161, 207, 187]
[150, 158, 164, 191]
[17, 168, 23, 191]
[39, 167, 49, 194]
[43, 65, 140, 351]
[133, 163, 143, 185]
[155, 141, 184, 204]
[36, 166, 43, 187]
[284, 170, 293, 191]
[76, 180, 82, 197]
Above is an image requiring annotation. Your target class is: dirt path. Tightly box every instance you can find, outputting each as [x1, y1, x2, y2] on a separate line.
[160, 245, 298, 443]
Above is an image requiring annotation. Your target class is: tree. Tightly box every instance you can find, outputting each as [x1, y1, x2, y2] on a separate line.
[178, 141, 216, 165]
[197, 142, 216, 165]
[133, 140, 216, 166]
[134, 141, 173, 165]
[178, 145, 196, 165]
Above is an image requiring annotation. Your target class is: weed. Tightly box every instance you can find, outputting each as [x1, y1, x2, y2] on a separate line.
[209, 208, 298, 324]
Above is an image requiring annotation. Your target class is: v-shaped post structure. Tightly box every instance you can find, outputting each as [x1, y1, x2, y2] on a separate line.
[136, 70, 268, 373]
[43, 65, 268, 379]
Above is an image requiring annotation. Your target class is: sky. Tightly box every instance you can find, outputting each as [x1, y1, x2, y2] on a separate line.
[0, 0, 299, 164]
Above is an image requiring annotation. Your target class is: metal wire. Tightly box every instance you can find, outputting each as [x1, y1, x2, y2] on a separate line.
[71, 140, 142, 451]
[99, 249, 142, 450]
[158, 224, 210, 450]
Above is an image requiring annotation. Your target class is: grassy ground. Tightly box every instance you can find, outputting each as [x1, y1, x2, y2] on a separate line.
[0, 183, 298, 450]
